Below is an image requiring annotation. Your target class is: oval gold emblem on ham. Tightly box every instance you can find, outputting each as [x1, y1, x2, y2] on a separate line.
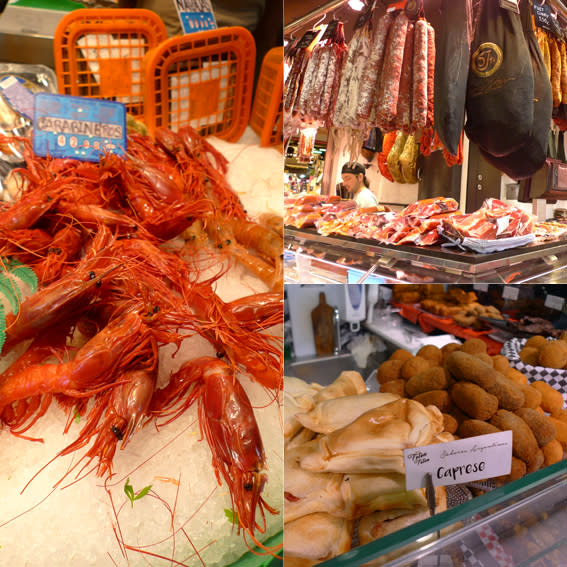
[472, 42, 504, 77]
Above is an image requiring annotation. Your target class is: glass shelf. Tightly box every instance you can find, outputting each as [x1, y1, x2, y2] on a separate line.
[285, 228, 567, 284]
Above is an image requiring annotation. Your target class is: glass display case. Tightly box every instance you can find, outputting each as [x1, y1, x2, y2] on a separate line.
[317, 461, 567, 567]
[285, 228, 567, 284]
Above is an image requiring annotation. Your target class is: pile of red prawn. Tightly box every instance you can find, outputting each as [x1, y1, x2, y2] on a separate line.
[0, 126, 284, 552]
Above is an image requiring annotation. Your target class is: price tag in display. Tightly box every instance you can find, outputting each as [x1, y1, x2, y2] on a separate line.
[296, 30, 318, 49]
[320, 20, 339, 41]
[0, 75, 35, 120]
[503, 286, 520, 300]
[474, 284, 489, 292]
[33, 93, 126, 162]
[545, 294, 565, 311]
[404, 431, 513, 490]
[174, 0, 217, 34]
[346, 270, 385, 284]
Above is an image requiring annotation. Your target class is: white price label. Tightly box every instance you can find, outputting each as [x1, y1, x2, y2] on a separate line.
[474, 284, 489, 292]
[503, 286, 519, 300]
[404, 431, 513, 490]
[545, 294, 565, 311]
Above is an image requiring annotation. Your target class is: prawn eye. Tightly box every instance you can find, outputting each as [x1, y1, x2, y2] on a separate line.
[153, 305, 160, 313]
[244, 482, 253, 492]
[216, 351, 224, 358]
[88, 271, 96, 280]
[217, 243, 223, 249]
[111, 426, 124, 440]
[225, 239, 231, 246]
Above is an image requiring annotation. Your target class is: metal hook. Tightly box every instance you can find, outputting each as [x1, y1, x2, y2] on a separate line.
[313, 12, 326, 29]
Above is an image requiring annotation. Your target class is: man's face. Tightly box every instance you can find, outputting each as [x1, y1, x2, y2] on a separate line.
[341, 172, 358, 192]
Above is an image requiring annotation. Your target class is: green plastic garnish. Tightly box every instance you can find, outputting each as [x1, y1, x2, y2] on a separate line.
[124, 478, 152, 507]
[74, 410, 81, 424]
[224, 508, 239, 525]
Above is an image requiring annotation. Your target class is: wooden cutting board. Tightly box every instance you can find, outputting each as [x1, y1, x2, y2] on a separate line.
[311, 292, 335, 356]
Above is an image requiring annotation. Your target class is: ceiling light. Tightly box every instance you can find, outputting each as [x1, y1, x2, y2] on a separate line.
[348, 0, 365, 10]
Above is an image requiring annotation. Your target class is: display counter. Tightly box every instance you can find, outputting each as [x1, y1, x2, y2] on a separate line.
[285, 227, 567, 284]
[318, 460, 567, 567]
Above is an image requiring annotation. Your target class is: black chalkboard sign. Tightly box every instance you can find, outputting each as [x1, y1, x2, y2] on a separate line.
[533, 2, 554, 32]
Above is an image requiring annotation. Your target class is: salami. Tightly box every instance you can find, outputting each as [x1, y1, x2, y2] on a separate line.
[320, 49, 337, 115]
[394, 22, 414, 131]
[333, 26, 364, 127]
[465, 0, 534, 157]
[327, 48, 348, 127]
[307, 47, 331, 117]
[375, 12, 409, 126]
[319, 23, 348, 125]
[295, 48, 320, 116]
[357, 12, 394, 123]
[425, 23, 435, 128]
[343, 21, 372, 128]
[411, 19, 428, 131]
[285, 50, 310, 113]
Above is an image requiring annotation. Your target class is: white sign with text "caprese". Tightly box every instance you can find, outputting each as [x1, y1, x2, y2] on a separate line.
[404, 431, 513, 491]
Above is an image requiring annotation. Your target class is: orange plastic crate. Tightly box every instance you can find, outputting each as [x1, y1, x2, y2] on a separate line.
[250, 46, 283, 147]
[53, 8, 167, 117]
[143, 26, 256, 142]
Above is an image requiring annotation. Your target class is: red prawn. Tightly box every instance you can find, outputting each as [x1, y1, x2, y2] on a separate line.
[0, 310, 153, 418]
[3, 259, 122, 351]
[33, 224, 84, 285]
[57, 365, 157, 479]
[0, 323, 73, 439]
[151, 356, 278, 538]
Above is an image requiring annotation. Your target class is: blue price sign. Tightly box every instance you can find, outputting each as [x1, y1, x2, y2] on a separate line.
[179, 11, 216, 33]
[33, 93, 127, 162]
[174, 0, 217, 34]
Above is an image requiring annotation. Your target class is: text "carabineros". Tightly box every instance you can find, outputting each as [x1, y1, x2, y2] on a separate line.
[36, 117, 123, 139]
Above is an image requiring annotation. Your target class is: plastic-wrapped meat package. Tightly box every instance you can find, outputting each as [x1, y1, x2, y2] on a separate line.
[442, 199, 536, 241]
[0, 64, 58, 200]
[400, 197, 459, 218]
